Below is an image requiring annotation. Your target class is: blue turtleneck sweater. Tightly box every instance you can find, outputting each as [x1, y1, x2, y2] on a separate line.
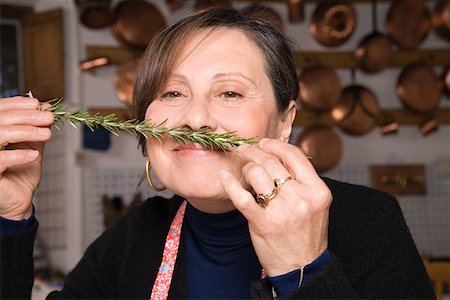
[184, 203, 330, 299]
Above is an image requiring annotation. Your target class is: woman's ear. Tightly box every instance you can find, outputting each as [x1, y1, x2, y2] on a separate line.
[277, 100, 297, 142]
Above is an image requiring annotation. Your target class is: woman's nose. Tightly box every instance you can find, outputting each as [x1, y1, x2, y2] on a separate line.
[180, 97, 217, 131]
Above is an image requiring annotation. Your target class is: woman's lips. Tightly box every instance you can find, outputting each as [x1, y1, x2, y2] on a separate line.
[173, 143, 222, 157]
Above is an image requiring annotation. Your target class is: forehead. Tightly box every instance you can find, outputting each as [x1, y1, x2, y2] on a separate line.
[174, 27, 266, 73]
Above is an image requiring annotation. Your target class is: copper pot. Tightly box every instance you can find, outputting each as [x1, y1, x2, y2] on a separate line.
[296, 125, 342, 173]
[243, 4, 284, 33]
[354, 0, 393, 74]
[75, 0, 113, 29]
[288, 0, 304, 23]
[396, 63, 443, 114]
[331, 84, 380, 135]
[310, 1, 357, 47]
[193, 0, 232, 13]
[298, 65, 342, 111]
[112, 0, 166, 50]
[432, 0, 450, 42]
[114, 58, 140, 107]
[386, 0, 431, 50]
[166, 0, 185, 12]
[443, 65, 450, 99]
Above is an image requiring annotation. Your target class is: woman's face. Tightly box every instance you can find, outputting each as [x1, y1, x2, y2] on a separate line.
[145, 27, 294, 212]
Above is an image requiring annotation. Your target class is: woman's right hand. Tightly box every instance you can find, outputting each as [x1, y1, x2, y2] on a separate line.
[0, 96, 54, 221]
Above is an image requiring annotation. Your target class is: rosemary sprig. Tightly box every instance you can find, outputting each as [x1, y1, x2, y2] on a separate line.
[41, 97, 257, 152]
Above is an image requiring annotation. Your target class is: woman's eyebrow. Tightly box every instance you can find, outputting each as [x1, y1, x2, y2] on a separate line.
[166, 74, 188, 82]
[213, 72, 257, 86]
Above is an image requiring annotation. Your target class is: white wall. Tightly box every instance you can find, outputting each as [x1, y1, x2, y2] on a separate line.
[78, 0, 450, 169]
[3, 0, 449, 271]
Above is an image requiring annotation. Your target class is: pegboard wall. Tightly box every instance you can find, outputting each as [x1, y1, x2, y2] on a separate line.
[323, 163, 450, 258]
[34, 128, 67, 259]
[83, 163, 450, 258]
[82, 167, 174, 247]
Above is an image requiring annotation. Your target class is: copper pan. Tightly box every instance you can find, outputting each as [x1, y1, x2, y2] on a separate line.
[112, 0, 166, 51]
[396, 63, 443, 114]
[114, 58, 140, 107]
[193, 0, 231, 13]
[386, 0, 431, 50]
[298, 65, 342, 111]
[432, 0, 450, 42]
[243, 4, 284, 33]
[354, 0, 393, 74]
[166, 0, 185, 12]
[443, 65, 450, 99]
[296, 125, 342, 173]
[331, 84, 381, 135]
[310, 1, 357, 47]
[75, 0, 113, 29]
[288, 0, 304, 23]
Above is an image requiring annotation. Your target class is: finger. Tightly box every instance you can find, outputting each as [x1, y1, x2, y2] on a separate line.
[0, 149, 39, 174]
[0, 126, 52, 146]
[0, 110, 54, 126]
[242, 162, 277, 195]
[236, 144, 293, 180]
[218, 169, 263, 220]
[257, 138, 318, 185]
[0, 96, 40, 112]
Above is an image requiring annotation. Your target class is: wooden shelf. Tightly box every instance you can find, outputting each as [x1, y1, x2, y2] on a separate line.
[86, 46, 450, 69]
[239, 0, 394, 3]
[294, 49, 450, 69]
[294, 107, 450, 127]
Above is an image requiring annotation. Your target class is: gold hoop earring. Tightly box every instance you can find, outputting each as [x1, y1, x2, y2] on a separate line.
[145, 160, 166, 192]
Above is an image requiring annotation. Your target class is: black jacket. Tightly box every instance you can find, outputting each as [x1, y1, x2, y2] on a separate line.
[1, 178, 435, 299]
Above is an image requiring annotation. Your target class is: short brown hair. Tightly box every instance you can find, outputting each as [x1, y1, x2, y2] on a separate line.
[134, 8, 298, 155]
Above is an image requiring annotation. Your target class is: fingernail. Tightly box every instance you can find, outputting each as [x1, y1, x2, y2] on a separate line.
[237, 144, 249, 152]
[218, 169, 230, 180]
[38, 112, 53, 122]
[38, 128, 49, 136]
[259, 138, 269, 145]
[27, 150, 39, 159]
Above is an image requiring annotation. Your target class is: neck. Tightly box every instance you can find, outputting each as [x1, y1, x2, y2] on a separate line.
[185, 197, 237, 214]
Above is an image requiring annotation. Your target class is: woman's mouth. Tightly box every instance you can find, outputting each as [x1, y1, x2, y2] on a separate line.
[173, 143, 223, 157]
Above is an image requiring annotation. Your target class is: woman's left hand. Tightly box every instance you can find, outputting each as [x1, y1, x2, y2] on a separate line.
[219, 138, 332, 277]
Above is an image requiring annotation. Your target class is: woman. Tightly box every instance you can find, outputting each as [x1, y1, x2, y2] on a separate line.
[0, 8, 434, 299]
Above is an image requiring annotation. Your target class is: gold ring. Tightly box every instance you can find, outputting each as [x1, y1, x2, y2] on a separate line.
[274, 176, 293, 190]
[255, 176, 293, 207]
[0, 144, 7, 151]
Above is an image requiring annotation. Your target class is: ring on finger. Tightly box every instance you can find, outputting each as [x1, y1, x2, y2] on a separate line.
[0, 143, 7, 151]
[274, 176, 293, 190]
[255, 176, 293, 207]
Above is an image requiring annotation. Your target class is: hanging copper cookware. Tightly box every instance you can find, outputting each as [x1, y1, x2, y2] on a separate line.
[166, 0, 185, 12]
[331, 84, 381, 135]
[114, 58, 140, 107]
[310, 1, 357, 47]
[298, 65, 342, 111]
[112, 0, 166, 50]
[354, 0, 393, 74]
[386, 0, 431, 50]
[432, 0, 450, 42]
[443, 65, 450, 99]
[396, 63, 443, 114]
[75, 0, 114, 29]
[296, 125, 342, 173]
[243, 4, 284, 33]
[287, 0, 304, 23]
[193, 0, 232, 13]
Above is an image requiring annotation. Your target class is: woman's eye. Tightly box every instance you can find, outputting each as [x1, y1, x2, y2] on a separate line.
[222, 91, 242, 98]
[161, 91, 182, 98]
